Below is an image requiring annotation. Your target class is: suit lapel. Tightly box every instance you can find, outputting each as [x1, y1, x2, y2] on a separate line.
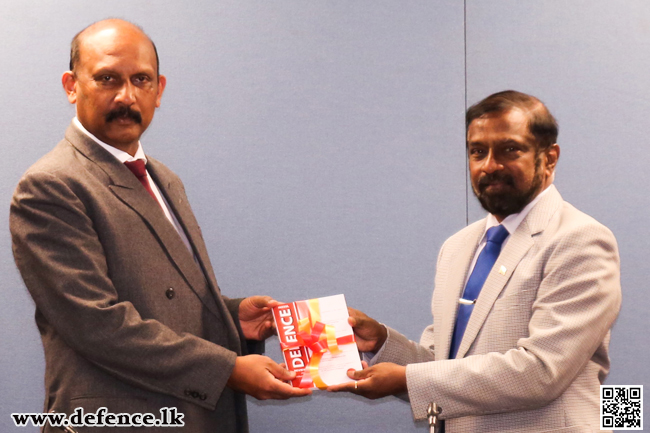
[147, 161, 242, 350]
[456, 224, 534, 358]
[456, 186, 564, 358]
[147, 163, 220, 289]
[63, 124, 227, 323]
[436, 222, 484, 360]
[111, 177, 225, 320]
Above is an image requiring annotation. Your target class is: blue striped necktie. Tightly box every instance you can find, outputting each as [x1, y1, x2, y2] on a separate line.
[449, 224, 509, 359]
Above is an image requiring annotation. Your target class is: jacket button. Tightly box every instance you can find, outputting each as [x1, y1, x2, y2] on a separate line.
[165, 288, 175, 300]
[200, 393, 207, 401]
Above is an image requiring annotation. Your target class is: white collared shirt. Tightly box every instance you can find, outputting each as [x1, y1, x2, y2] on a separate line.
[73, 118, 194, 254]
[463, 186, 551, 287]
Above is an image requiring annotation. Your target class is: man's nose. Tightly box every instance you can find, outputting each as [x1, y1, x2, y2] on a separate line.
[482, 150, 503, 174]
[115, 82, 136, 104]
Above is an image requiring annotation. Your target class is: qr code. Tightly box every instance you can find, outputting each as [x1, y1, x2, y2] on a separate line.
[601, 385, 643, 430]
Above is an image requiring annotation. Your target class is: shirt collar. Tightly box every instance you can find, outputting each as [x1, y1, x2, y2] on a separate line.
[483, 185, 552, 238]
[73, 117, 147, 164]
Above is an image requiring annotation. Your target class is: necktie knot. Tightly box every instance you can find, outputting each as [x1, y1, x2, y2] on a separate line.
[486, 224, 509, 245]
[124, 160, 147, 178]
[124, 160, 159, 205]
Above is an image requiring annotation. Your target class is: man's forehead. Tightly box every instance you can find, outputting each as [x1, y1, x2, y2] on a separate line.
[77, 21, 155, 63]
[83, 26, 121, 44]
[468, 109, 531, 137]
[79, 19, 143, 40]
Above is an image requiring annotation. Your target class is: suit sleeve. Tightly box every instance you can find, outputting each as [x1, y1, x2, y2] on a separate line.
[11, 170, 237, 411]
[380, 222, 621, 421]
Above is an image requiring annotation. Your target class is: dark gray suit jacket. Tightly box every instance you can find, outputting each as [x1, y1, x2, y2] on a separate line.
[11, 123, 257, 432]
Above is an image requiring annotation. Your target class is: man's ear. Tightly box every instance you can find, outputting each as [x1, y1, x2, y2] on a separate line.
[62, 71, 77, 104]
[545, 143, 560, 174]
[155, 74, 166, 108]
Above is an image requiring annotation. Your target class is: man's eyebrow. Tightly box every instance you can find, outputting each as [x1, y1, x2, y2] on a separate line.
[494, 138, 528, 146]
[91, 67, 116, 75]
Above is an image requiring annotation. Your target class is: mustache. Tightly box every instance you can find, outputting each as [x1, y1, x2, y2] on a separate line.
[477, 172, 515, 191]
[105, 106, 142, 124]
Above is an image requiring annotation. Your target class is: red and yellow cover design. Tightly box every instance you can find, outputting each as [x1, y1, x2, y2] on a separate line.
[272, 294, 362, 389]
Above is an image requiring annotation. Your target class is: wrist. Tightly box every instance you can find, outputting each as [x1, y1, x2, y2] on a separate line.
[397, 365, 408, 394]
[372, 325, 388, 353]
[226, 357, 242, 389]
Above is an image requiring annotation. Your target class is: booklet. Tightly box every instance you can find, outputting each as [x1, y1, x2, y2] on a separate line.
[272, 294, 362, 389]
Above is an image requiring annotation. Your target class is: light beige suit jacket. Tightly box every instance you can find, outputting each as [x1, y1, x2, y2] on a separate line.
[375, 185, 621, 433]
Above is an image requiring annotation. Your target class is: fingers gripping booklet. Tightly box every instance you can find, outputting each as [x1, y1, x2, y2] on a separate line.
[272, 294, 362, 389]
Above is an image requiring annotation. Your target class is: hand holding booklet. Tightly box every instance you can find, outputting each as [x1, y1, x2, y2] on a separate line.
[272, 294, 362, 389]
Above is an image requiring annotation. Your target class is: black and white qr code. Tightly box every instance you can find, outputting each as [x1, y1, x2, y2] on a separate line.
[601, 385, 643, 430]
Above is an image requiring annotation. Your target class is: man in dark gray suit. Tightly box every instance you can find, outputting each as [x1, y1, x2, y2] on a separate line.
[10, 18, 309, 432]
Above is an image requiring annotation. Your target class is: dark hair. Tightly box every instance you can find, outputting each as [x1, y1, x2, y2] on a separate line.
[69, 19, 160, 77]
[466, 90, 558, 151]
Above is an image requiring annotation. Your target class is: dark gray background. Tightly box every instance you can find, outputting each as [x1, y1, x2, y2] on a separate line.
[1, 1, 646, 431]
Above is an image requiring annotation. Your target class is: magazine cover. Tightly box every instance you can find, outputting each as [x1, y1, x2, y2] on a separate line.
[272, 294, 362, 389]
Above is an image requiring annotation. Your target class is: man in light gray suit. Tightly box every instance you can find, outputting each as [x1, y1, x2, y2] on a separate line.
[329, 91, 621, 433]
[10, 19, 309, 433]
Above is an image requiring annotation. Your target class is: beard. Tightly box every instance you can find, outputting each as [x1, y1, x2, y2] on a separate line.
[473, 160, 543, 218]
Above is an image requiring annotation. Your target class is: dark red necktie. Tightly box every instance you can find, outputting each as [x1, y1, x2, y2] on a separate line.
[124, 160, 158, 202]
